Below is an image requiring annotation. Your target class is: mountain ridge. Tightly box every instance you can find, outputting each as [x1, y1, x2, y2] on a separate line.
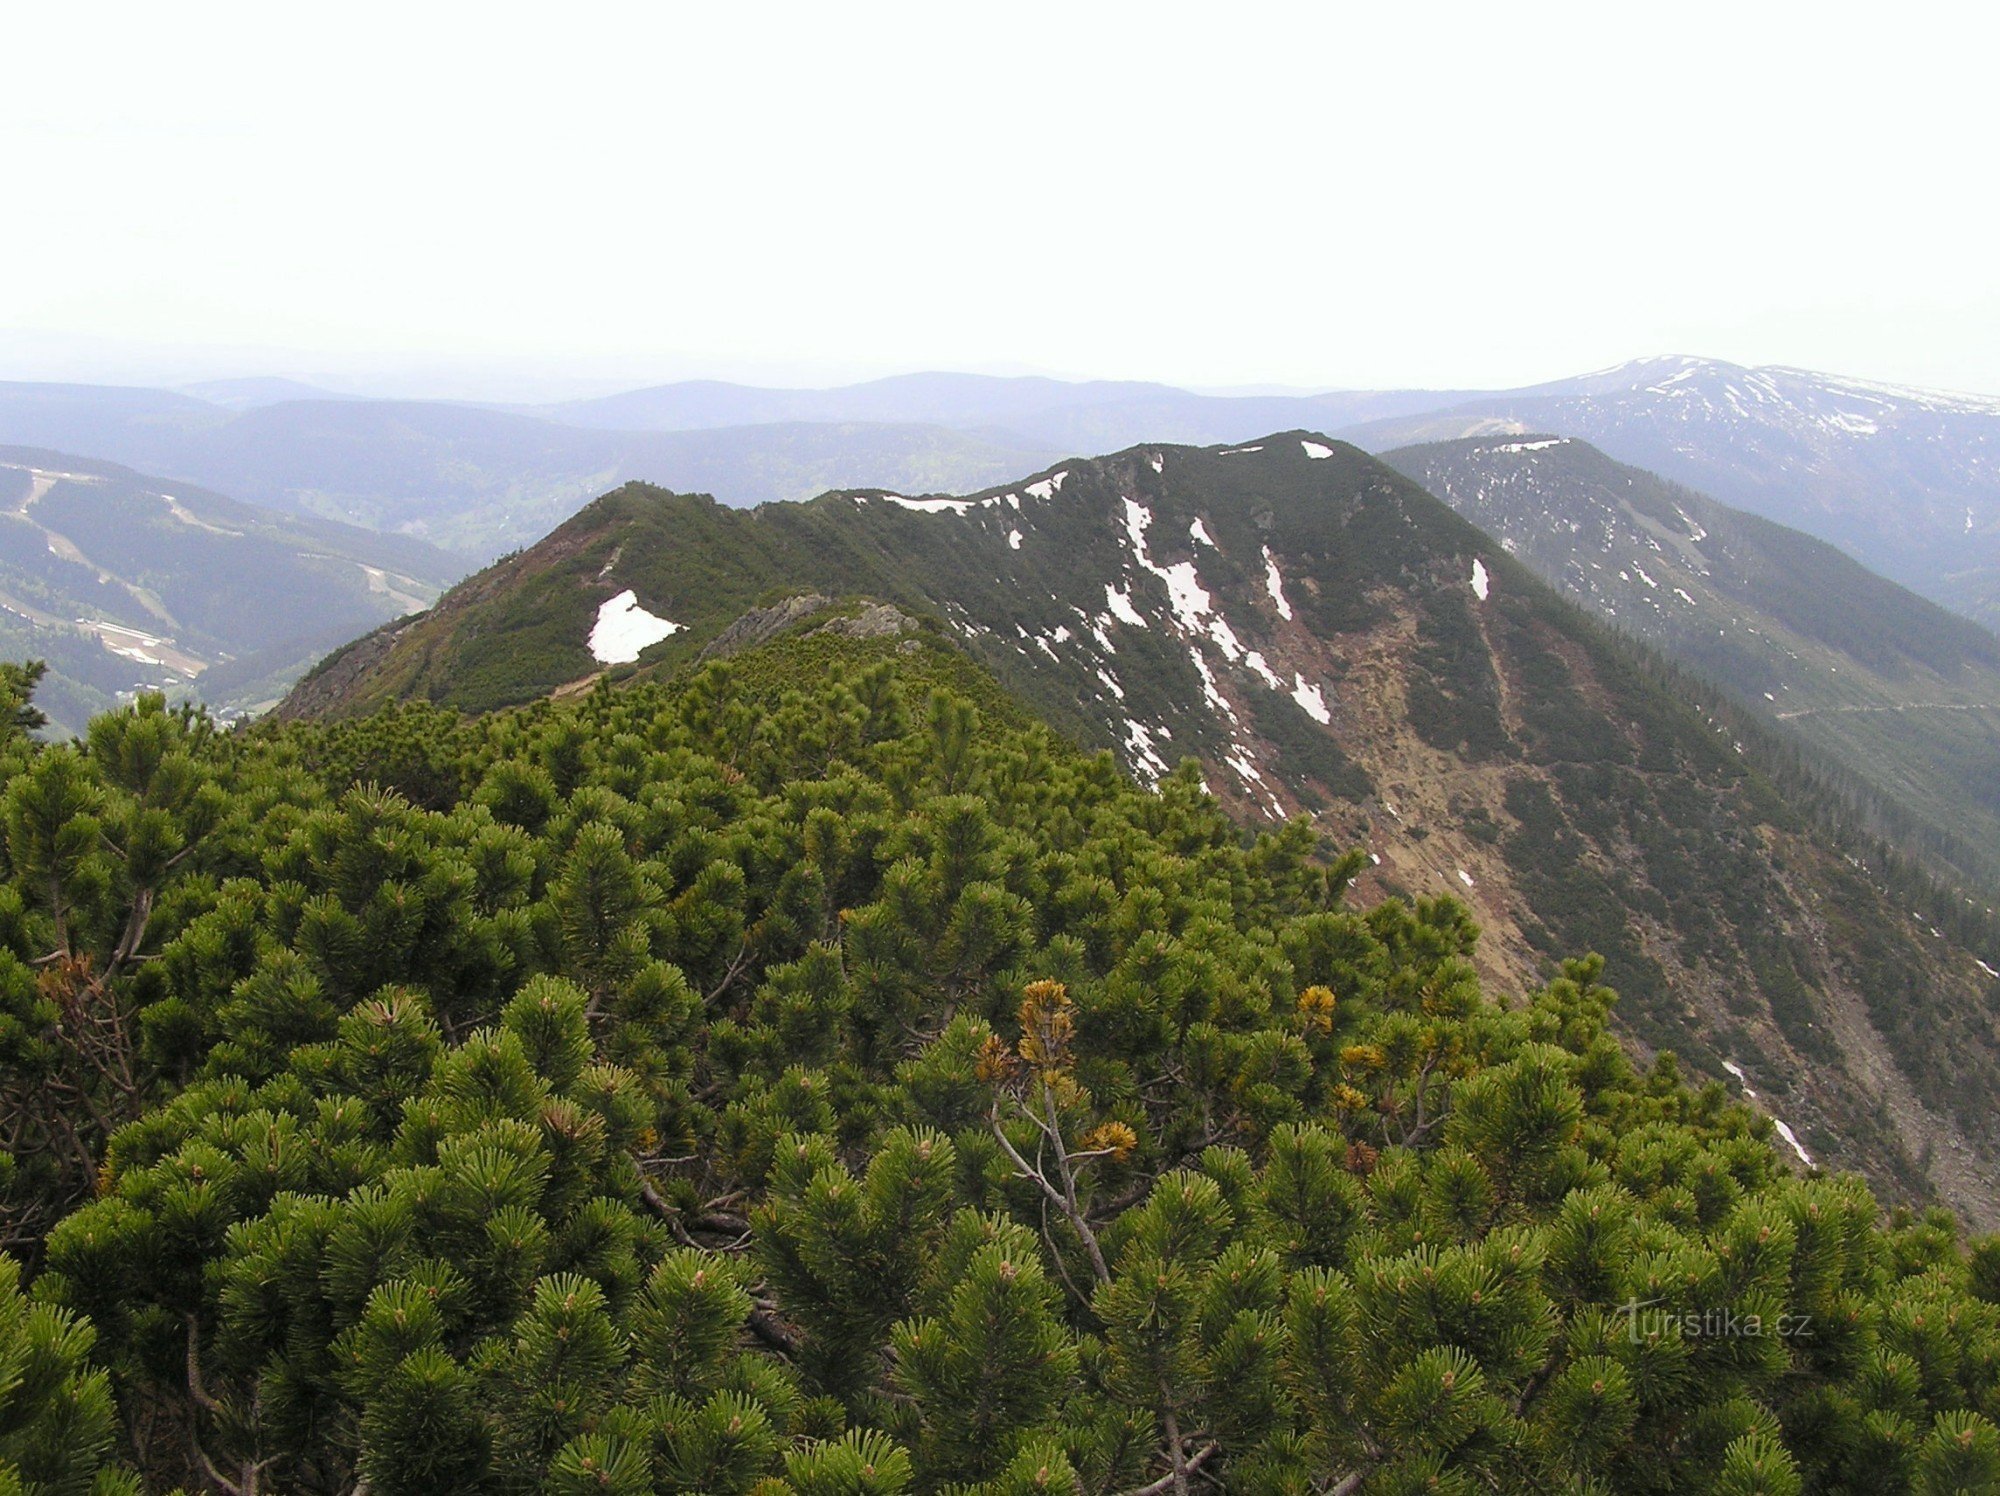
[278, 431, 2000, 1224]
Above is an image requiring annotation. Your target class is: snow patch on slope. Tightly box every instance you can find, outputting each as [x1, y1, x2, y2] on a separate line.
[1720, 1060, 1813, 1167]
[1224, 749, 1266, 785]
[1263, 548, 1293, 620]
[882, 494, 974, 514]
[1292, 675, 1331, 724]
[1470, 558, 1490, 601]
[1125, 721, 1169, 779]
[590, 590, 681, 664]
[1122, 499, 1212, 632]
[1105, 584, 1146, 628]
[1770, 1120, 1813, 1168]
[1188, 648, 1236, 720]
[1207, 616, 1244, 661]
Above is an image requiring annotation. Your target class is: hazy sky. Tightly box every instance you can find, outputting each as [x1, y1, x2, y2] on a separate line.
[6, 2, 1998, 397]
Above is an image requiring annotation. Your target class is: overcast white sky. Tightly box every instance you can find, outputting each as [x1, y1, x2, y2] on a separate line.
[4, 1, 1997, 398]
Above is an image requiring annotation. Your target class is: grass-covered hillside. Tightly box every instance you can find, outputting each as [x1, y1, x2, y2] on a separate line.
[0, 446, 456, 734]
[278, 434, 2000, 1226]
[11, 644, 2000, 1492]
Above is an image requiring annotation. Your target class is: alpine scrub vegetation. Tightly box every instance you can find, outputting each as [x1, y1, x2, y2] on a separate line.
[5, 636, 2000, 1493]
[272, 433, 2000, 1225]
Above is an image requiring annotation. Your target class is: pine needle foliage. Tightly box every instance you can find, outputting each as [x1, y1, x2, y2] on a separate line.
[0, 643, 1997, 1491]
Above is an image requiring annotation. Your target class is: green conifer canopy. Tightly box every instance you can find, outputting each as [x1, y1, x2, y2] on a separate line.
[3, 636, 2000, 1493]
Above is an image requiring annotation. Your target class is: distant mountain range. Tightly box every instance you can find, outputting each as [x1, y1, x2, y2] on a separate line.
[1347, 357, 2000, 626]
[0, 447, 455, 734]
[1382, 435, 2000, 891]
[537, 371, 1477, 452]
[0, 381, 1058, 558]
[14, 358, 1996, 863]
[175, 376, 363, 409]
[278, 433, 2000, 1224]
[540, 359, 2000, 630]
[1, 357, 1996, 619]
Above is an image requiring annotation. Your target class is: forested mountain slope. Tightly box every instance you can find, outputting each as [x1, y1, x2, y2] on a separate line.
[280, 435, 2000, 1227]
[13, 642, 2000, 1492]
[0, 446, 455, 733]
[1382, 436, 2000, 891]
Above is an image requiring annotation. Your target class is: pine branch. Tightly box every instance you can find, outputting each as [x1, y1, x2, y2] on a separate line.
[185, 1315, 225, 1417]
[1038, 1193, 1092, 1312]
[190, 1437, 247, 1496]
[989, 1092, 1111, 1285]
[703, 937, 754, 1007]
[1160, 1403, 1190, 1496]
[746, 1306, 801, 1357]
[1117, 1439, 1217, 1496]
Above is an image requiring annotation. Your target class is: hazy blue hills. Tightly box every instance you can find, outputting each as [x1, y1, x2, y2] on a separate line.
[176, 404, 1058, 555]
[0, 381, 1058, 557]
[540, 369, 1478, 450]
[0, 380, 227, 458]
[175, 375, 361, 408]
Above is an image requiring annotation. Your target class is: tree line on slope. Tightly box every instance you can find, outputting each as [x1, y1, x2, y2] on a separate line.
[4, 638, 2000, 1492]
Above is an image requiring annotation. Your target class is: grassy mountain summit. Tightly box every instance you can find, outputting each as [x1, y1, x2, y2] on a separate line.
[1382, 435, 2000, 891]
[282, 433, 2000, 1225]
